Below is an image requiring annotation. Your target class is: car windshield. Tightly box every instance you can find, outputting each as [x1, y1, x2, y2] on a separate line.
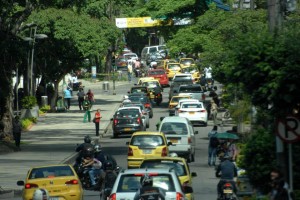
[161, 122, 188, 135]
[116, 109, 140, 118]
[131, 135, 164, 147]
[180, 59, 195, 65]
[29, 166, 74, 179]
[140, 161, 187, 177]
[117, 174, 175, 192]
[181, 103, 202, 108]
[131, 88, 147, 93]
[142, 81, 159, 88]
[179, 86, 203, 93]
[149, 70, 165, 75]
[124, 104, 144, 111]
[168, 64, 181, 70]
[173, 77, 193, 82]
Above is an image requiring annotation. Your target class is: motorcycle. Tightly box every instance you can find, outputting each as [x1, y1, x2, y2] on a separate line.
[99, 167, 120, 200]
[218, 181, 236, 200]
[154, 92, 163, 106]
[75, 163, 101, 191]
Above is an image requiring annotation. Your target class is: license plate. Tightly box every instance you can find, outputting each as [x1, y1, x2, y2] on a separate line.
[124, 128, 132, 131]
[49, 197, 59, 200]
[143, 149, 152, 154]
[223, 189, 233, 194]
[170, 139, 178, 143]
[189, 112, 195, 114]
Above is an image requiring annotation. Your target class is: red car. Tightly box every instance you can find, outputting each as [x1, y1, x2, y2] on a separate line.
[147, 69, 169, 87]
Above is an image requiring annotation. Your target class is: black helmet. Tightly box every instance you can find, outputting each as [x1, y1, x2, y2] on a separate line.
[104, 161, 114, 170]
[83, 147, 94, 157]
[140, 174, 153, 187]
[84, 135, 91, 143]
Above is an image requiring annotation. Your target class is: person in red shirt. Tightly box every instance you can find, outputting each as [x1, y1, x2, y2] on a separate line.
[94, 109, 102, 136]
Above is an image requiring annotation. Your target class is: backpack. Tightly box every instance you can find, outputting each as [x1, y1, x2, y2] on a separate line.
[210, 136, 219, 148]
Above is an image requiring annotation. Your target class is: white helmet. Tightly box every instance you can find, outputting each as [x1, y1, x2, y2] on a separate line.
[169, 153, 178, 157]
[33, 188, 49, 200]
[123, 95, 129, 100]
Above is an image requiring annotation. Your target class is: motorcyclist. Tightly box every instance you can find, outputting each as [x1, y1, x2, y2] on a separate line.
[215, 155, 237, 199]
[81, 147, 102, 189]
[94, 144, 118, 171]
[134, 174, 165, 200]
[100, 161, 118, 199]
[75, 135, 94, 167]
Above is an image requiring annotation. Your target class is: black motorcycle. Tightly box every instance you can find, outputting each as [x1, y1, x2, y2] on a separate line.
[99, 168, 119, 200]
[218, 181, 236, 200]
[75, 163, 101, 191]
[154, 92, 163, 106]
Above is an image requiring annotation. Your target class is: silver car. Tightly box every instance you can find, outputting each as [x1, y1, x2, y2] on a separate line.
[108, 168, 192, 200]
[159, 116, 198, 163]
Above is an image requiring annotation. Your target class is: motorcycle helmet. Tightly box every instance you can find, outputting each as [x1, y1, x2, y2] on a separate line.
[83, 147, 94, 158]
[104, 160, 114, 170]
[84, 135, 91, 143]
[169, 153, 178, 157]
[94, 144, 102, 153]
[140, 174, 153, 187]
[32, 188, 49, 200]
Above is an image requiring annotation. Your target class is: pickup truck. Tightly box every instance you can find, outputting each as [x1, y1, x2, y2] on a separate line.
[168, 79, 193, 101]
[177, 84, 212, 107]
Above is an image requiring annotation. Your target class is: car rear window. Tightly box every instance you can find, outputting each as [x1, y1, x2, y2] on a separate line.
[161, 122, 188, 135]
[168, 64, 181, 70]
[179, 86, 203, 93]
[173, 77, 193, 82]
[117, 174, 175, 192]
[131, 135, 164, 146]
[116, 109, 140, 117]
[148, 70, 165, 75]
[131, 88, 147, 93]
[182, 103, 202, 108]
[140, 161, 187, 176]
[180, 59, 195, 65]
[29, 166, 74, 179]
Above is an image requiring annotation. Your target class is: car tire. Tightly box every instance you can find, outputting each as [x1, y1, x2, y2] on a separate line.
[191, 153, 195, 162]
[150, 113, 153, 118]
[113, 132, 118, 138]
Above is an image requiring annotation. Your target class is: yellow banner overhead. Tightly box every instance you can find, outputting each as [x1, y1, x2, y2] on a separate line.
[116, 17, 163, 28]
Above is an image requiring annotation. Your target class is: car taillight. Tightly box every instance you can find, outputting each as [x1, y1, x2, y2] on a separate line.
[176, 192, 185, 200]
[202, 93, 206, 100]
[188, 137, 192, 144]
[65, 179, 79, 185]
[128, 147, 133, 156]
[137, 117, 141, 124]
[114, 119, 118, 125]
[161, 147, 167, 156]
[144, 103, 151, 108]
[156, 93, 161, 97]
[178, 110, 185, 113]
[108, 193, 116, 200]
[25, 183, 38, 189]
[199, 110, 206, 113]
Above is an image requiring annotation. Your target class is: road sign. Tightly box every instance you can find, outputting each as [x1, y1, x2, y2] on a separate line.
[276, 116, 300, 143]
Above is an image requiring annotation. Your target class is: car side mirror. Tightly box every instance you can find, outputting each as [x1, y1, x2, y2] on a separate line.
[126, 141, 129, 145]
[183, 186, 193, 194]
[167, 141, 172, 146]
[17, 180, 24, 186]
[194, 131, 199, 134]
[191, 172, 197, 177]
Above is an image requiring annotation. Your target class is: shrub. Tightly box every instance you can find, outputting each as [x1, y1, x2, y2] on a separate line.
[40, 105, 50, 113]
[21, 118, 33, 130]
[21, 96, 37, 109]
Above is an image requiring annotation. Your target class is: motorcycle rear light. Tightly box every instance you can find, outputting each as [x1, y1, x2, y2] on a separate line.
[25, 183, 38, 189]
[108, 193, 116, 200]
[137, 117, 141, 124]
[201, 94, 206, 100]
[161, 147, 167, 156]
[128, 147, 133, 156]
[144, 103, 151, 108]
[224, 183, 232, 187]
[176, 192, 184, 200]
[65, 179, 79, 185]
[114, 119, 118, 125]
[188, 137, 192, 144]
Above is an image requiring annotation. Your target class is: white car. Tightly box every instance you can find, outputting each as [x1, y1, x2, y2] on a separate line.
[117, 107, 147, 130]
[159, 116, 198, 162]
[174, 99, 200, 116]
[178, 102, 208, 127]
[107, 168, 192, 200]
[172, 73, 194, 83]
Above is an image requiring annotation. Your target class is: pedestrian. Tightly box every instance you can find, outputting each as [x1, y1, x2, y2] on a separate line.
[63, 87, 72, 110]
[86, 89, 95, 108]
[77, 88, 85, 111]
[208, 125, 219, 166]
[12, 116, 22, 150]
[210, 99, 218, 125]
[127, 60, 133, 82]
[225, 139, 238, 161]
[94, 109, 102, 136]
[83, 96, 91, 123]
[269, 168, 291, 200]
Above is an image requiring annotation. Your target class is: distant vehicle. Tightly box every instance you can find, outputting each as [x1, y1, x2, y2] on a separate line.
[169, 95, 191, 116]
[17, 164, 83, 200]
[178, 84, 206, 102]
[122, 103, 150, 128]
[116, 52, 138, 70]
[140, 45, 167, 66]
[128, 93, 153, 118]
[168, 75, 194, 100]
[147, 69, 169, 87]
[179, 58, 196, 68]
[126, 131, 170, 168]
[178, 102, 208, 127]
[165, 62, 181, 80]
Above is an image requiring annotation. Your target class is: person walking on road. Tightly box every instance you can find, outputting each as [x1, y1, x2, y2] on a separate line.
[94, 109, 102, 136]
[83, 96, 92, 123]
[210, 99, 218, 125]
[63, 87, 72, 110]
[86, 89, 95, 108]
[12, 116, 22, 150]
[127, 60, 133, 82]
[77, 88, 85, 111]
[208, 125, 219, 166]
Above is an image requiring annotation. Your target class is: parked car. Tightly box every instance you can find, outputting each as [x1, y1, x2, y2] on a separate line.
[140, 157, 197, 200]
[126, 131, 170, 168]
[108, 168, 192, 200]
[17, 164, 84, 200]
[147, 69, 169, 87]
[178, 102, 208, 127]
[111, 107, 146, 138]
[158, 116, 198, 162]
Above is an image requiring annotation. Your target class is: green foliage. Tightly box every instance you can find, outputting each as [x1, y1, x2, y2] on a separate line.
[239, 128, 276, 194]
[39, 105, 50, 113]
[21, 118, 33, 130]
[21, 96, 37, 109]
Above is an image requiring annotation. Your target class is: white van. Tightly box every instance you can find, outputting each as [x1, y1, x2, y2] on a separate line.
[140, 45, 167, 66]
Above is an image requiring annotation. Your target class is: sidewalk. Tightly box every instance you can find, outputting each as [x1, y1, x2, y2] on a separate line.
[0, 79, 125, 198]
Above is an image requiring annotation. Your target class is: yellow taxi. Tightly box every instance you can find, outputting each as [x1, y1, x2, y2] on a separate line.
[137, 77, 155, 85]
[165, 62, 181, 80]
[139, 156, 197, 200]
[179, 58, 196, 68]
[169, 95, 191, 115]
[180, 66, 201, 81]
[126, 131, 171, 168]
[17, 164, 83, 200]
